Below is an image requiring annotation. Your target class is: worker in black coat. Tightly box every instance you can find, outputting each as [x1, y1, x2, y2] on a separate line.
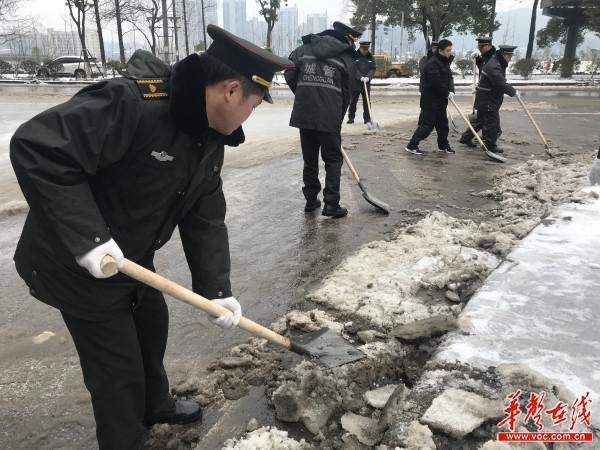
[406, 39, 455, 155]
[459, 36, 498, 147]
[10, 25, 292, 449]
[285, 21, 359, 218]
[418, 40, 439, 75]
[473, 44, 519, 154]
[347, 41, 376, 124]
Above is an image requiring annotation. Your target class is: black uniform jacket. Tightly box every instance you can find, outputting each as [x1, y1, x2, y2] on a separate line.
[353, 51, 376, 91]
[419, 53, 455, 110]
[475, 50, 517, 112]
[475, 46, 496, 79]
[10, 51, 239, 320]
[285, 31, 355, 133]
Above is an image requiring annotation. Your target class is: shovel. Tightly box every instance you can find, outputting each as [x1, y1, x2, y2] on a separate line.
[515, 94, 554, 158]
[447, 108, 460, 133]
[100, 256, 365, 369]
[363, 80, 380, 130]
[341, 146, 390, 214]
[449, 97, 506, 163]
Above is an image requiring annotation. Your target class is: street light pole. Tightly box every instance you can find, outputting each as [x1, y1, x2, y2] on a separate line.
[161, 0, 170, 63]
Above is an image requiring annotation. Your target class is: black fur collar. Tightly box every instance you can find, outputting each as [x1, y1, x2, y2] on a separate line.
[169, 53, 245, 147]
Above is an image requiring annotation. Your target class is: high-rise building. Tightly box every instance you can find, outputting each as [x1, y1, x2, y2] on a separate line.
[305, 13, 328, 35]
[246, 17, 267, 48]
[46, 28, 101, 58]
[272, 5, 299, 56]
[223, 0, 247, 38]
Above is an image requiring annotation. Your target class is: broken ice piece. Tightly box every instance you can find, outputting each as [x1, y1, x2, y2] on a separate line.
[32, 331, 56, 344]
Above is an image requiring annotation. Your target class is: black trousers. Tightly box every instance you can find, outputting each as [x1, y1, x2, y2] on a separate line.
[299, 129, 343, 206]
[408, 107, 450, 149]
[480, 110, 501, 149]
[460, 110, 502, 142]
[348, 83, 371, 123]
[62, 285, 174, 450]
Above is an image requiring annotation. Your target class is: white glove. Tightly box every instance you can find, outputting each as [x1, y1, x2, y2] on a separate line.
[448, 92, 455, 98]
[75, 238, 124, 278]
[590, 159, 600, 185]
[361, 77, 369, 82]
[211, 296, 242, 328]
[514, 90, 521, 97]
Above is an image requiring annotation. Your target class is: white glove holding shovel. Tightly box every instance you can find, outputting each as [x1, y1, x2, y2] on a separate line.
[211, 296, 242, 329]
[76, 238, 124, 278]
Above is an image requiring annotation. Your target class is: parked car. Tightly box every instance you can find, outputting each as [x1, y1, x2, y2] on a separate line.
[37, 55, 102, 79]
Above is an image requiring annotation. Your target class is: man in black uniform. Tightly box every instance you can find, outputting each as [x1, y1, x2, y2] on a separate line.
[406, 39, 455, 155]
[285, 21, 359, 218]
[459, 36, 497, 147]
[473, 44, 519, 154]
[10, 25, 292, 449]
[347, 41, 376, 124]
[418, 40, 438, 75]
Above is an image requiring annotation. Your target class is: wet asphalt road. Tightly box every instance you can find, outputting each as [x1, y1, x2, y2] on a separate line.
[0, 91, 598, 449]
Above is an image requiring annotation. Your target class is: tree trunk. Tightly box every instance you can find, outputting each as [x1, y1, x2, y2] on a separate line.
[267, 22, 273, 50]
[489, 0, 497, 36]
[182, 0, 190, 55]
[526, 0, 539, 59]
[114, 0, 125, 64]
[161, 0, 170, 63]
[370, 0, 376, 54]
[420, 8, 429, 50]
[201, 0, 207, 51]
[93, 0, 106, 66]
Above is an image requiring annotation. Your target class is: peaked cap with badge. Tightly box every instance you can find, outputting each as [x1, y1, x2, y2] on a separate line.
[476, 36, 493, 45]
[333, 21, 363, 39]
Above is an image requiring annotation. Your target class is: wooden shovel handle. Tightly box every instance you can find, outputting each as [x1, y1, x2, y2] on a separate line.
[100, 256, 292, 350]
[340, 146, 361, 183]
[515, 95, 552, 153]
[449, 97, 490, 152]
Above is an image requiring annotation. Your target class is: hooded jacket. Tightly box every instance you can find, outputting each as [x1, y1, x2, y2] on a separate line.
[284, 31, 355, 133]
[10, 50, 239, 320]
[419, 52, 455, 109]
[475, 50, 517, 112]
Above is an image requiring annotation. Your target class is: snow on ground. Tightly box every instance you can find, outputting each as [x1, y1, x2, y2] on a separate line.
[221, 426, 312, 450]
[307, 212, 501, 328]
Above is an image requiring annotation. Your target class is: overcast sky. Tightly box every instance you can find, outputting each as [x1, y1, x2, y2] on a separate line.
[22, 0, 528, 33]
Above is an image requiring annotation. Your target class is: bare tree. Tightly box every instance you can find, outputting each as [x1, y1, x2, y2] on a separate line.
[181, 0, 189, 55]
[120, 0, 161, 55]
[66, 0, 94, 78]
[92, 0, 106, 65]
[526, 0, 540, 59]
[0, 0, 20, 21]
[256, 0, 287, 51]
[101, 0, 131, 63]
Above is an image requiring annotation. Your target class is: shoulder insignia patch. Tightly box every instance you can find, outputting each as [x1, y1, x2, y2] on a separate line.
[135, 79, 169, 99]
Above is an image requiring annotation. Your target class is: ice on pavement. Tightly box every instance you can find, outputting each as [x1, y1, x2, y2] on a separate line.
[436, 186, 600, 427]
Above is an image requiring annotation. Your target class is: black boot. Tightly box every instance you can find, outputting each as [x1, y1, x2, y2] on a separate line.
[322, 203, 348, 218]
[459, 134, 476, 148]
[346, 118, 354, 124]
[146, 400, 202, 426]
[304, 199, 322, 212]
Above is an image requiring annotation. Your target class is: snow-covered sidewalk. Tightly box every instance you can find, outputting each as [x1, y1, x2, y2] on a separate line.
[437, 186, 600, 427]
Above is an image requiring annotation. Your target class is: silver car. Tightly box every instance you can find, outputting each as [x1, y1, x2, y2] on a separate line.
[38, 55, 102, 79]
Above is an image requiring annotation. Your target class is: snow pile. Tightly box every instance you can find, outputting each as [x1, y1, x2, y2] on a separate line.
[222, 426, 313, 450]
[307, 211, 501, 328]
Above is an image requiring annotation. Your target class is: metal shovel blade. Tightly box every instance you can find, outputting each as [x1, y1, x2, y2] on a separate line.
[359, 181, 390, 214]
[290, 328, 366, 368]
[485, 149, 506, 163]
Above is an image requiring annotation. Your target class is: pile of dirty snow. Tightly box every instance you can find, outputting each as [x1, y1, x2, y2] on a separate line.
[222, 426, 313, 450]
[307, 211, 502, 328]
